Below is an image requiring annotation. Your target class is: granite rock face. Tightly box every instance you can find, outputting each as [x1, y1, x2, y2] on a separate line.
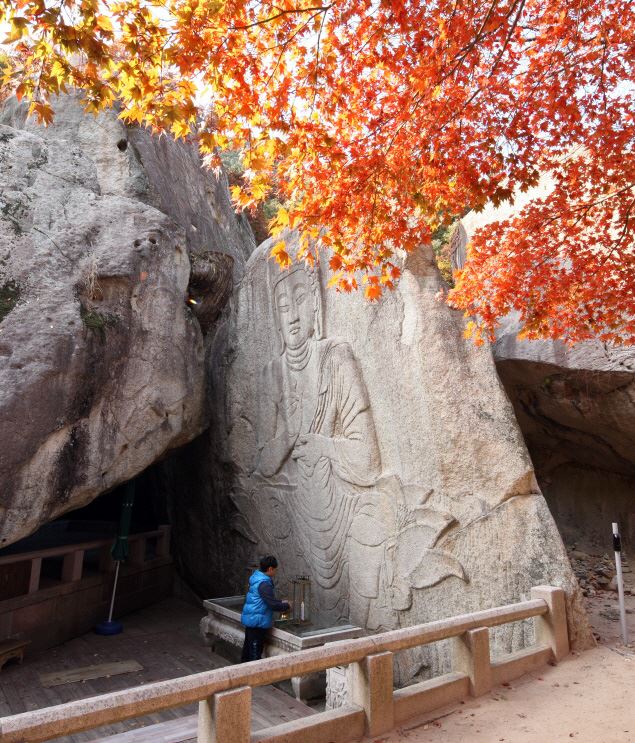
[494, 318, 635, 549]
[0, 95, 254, 548]
[459, 190, 635, 550]
[187, 232, 592, 680]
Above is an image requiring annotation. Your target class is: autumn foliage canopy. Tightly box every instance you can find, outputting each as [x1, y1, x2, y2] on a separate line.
[1, 0, 634, 344]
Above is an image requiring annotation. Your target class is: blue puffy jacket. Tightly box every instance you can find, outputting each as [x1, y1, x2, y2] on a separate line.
[241, 570, 281, 628]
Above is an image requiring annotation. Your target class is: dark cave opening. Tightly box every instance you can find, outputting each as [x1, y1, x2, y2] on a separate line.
[0, 464, 169, 561]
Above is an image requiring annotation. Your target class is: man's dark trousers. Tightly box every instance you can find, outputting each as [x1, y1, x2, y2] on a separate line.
[241, 626, 268, 662]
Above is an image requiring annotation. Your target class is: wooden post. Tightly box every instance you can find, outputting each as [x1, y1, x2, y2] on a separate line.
[28, 557, 42, 594]
[531, 586, 569, 662]
[128, 538, 146, 566]
[348, 651, 394, 737]
[198, 686, 251, 743]
[452, 627, 492, 697]
[62, 550, 84, 583]
[99, 545, 115, 573]
[156, 525, 171, 557]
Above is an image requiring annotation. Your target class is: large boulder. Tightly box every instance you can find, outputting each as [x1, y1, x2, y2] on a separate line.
[167, 232, 592, 681]
[460, 189, 635, 550]
[0, 95, 254, 548]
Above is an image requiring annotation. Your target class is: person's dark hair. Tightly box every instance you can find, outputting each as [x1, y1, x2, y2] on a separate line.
[259, 555, 278, 572]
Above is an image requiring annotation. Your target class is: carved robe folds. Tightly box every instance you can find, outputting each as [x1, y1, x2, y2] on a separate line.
[257, 339, 381, 620]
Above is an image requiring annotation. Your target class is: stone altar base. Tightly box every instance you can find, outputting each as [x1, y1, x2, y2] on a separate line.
[200, 596, 363, 701]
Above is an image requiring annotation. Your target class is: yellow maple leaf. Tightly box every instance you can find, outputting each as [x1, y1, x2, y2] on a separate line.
[271, 240, 287, 257]
[327, 271, 342, 288]
[95, 15, 114, 33]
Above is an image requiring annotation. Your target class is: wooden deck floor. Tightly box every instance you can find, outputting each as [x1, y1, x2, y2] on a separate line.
[0, 597, 314, 742]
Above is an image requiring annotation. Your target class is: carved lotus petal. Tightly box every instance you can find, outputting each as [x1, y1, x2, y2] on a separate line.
[394, 523, 468, 590]
[391, 578, 413, 611]
[394, 524, 441, 575]
[229, 513, 258, 543]
[402, 484, 434, 505]
[407, 548, 468, 590]
[410, 507, 454, 538]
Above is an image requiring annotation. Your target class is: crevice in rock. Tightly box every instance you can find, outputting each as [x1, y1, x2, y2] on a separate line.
[0, 279, 20, 323]
[186, 252, 234, 334]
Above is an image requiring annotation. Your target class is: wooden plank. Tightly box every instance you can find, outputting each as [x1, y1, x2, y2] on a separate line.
[1, 672, 28, 714]
[0, 685, 14, 716]
[0, 639, 29, 653]
[92, 714, 197, 742]
[39, 661, 144, 688]
[62, 551, 85, 583]
[91, 685, 315, 743]
[0, 598, 313, 743]
[29, 558, 42, 593]
[252, 685, 314, 726]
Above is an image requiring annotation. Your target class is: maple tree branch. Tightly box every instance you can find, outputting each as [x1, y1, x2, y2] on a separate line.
[230, 3, 334, 31]
[446, 0, 528, 134]
[441, 0, 524, 85]
[263, 8, 327, 89]
[611, 196, 635, 254]
[310, 7, 329, 110]
[351, 0, 525, 150]
[487, 0, 526, 78]
[376, 0, 526, 161]
[537, 183, 635, 231]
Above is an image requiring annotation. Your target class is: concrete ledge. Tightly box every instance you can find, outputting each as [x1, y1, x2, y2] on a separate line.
[393, 672, 469, 723]
[251, 705, 365, 743]
[491, 645, 553, 686]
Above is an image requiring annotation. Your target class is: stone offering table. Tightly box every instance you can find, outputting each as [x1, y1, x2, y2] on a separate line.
[201, 596, 363, 701]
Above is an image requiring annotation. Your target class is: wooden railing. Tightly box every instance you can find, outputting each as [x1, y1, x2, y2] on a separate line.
[0, 585, 569, 743]
[0, 526, 171, 597]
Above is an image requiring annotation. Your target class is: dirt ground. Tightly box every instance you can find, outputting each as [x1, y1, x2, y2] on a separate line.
[375, 571, 635, 743]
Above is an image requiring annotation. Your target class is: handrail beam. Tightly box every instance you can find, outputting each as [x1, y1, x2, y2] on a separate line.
[0, 529, 166, 567]
[0, 598, 548, 743]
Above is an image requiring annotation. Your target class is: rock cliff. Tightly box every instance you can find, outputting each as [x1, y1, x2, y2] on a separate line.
[460, 191, 635, 550]
[166, 231, 593, 677]
[0, 94, 254, 547]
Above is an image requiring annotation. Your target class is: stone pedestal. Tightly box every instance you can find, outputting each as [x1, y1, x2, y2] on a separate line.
[201, 597, 363, 702]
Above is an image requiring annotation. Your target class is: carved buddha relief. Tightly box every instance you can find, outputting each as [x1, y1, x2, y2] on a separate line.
[230, 256, 467, 629]
[256, 263, 382, 619]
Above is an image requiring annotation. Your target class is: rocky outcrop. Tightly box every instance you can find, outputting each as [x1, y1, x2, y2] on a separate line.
[0, 95, 254, 548]
[460, 193, 635, 550]
[0, 94, 595, 668]
[162, 230, 592, 678]
[494, 318, 635, 549]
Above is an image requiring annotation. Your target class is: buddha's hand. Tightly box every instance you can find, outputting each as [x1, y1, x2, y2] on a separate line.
[292, 433, 333, 468]
[283, 390, 302, 439]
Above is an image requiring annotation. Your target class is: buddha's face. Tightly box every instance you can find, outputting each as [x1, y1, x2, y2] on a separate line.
[274, 269, 314, 350]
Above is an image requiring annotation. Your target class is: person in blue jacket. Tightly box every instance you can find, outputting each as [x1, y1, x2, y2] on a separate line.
[241, 555, 291, 662]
